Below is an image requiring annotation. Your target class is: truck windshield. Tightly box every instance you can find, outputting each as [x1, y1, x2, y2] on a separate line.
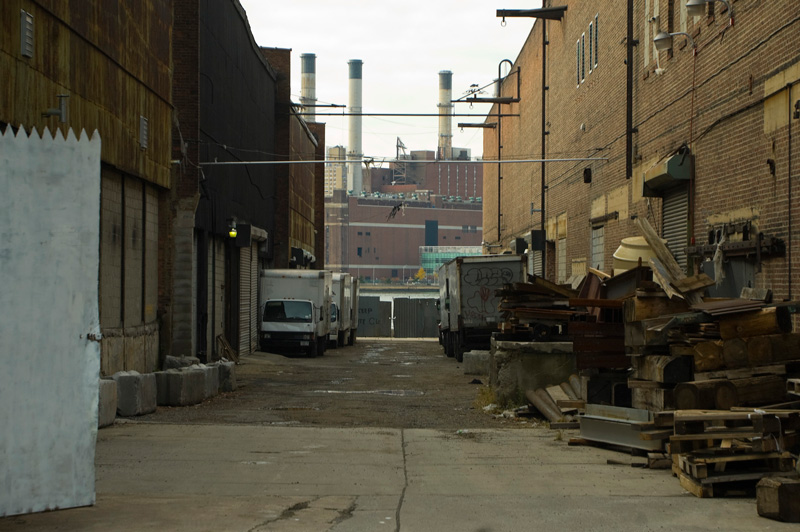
[263, 301, 312, 323]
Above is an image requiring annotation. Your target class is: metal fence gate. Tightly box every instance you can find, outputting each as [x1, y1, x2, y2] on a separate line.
[393, 298, 438, 338]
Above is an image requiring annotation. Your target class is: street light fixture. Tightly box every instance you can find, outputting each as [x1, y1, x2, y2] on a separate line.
[653, 30, 696, 54]
[686, 0, 733, 25]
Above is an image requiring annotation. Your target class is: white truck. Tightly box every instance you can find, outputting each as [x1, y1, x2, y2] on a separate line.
[259, 269, 332, 357]
[438, 254, 526, 362]
[328, 273, 354, 348]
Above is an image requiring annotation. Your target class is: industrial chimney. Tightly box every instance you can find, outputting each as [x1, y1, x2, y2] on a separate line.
[300, 53, 316, 122]
[438, 70, 453, 161]
[347, 59, 364, 193]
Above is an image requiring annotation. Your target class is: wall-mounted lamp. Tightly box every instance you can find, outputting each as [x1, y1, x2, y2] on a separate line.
[686, 0, 733, 26]
[227, 218, 237, 238]
[42, 94, 69, 123]
[653, 31, 696, 54]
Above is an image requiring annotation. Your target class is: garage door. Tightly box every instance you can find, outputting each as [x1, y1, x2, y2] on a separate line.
[662, 186, 689, 272]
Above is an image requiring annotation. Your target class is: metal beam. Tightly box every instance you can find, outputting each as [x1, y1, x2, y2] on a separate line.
[497, 7, 568, 20]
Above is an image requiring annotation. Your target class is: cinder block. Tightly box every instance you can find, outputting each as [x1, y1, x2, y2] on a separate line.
[214, 360, 237, 392]
[167, 368, 204, 406]
[112, 371, 157, 416]
[163, 355, 200, 370]
[463, 350, 491, 376]
[98, 378, 117, 428]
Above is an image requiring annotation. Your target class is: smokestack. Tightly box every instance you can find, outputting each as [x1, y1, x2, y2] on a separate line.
[438, 70, 453, 160]
[347, 59, 363, 193]
[300, 53, 316, 122]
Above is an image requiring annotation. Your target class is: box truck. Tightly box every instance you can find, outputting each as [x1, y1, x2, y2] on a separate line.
[259, 269, 332, 357]
[328, 272, 353, 348]
[438, 254, 526, 362]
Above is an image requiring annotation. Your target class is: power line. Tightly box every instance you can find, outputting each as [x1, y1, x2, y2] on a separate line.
[199, 157, 609, 167]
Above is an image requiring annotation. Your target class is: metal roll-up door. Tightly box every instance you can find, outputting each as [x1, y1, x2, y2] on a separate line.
[249, 242, 258, 352]
[238, 244, 252, 357]
[662, 186, 689, 272]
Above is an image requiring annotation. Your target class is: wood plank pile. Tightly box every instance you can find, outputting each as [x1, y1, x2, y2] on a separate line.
[625, 217, 800, 411]
[667, 410, 799, 498]
[496, 277, 584, 341]
[625, 294, 800, 411]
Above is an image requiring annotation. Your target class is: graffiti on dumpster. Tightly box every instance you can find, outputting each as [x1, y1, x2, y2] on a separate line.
[462, 267, 514, 320]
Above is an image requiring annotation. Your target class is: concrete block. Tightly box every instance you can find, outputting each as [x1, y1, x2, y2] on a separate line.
[167, 368, 205, 406]
[112, 371, 157, 416]
[214, 360, 237, 392]
[98, 378, 117, 428]
[163, 355, 200, 370]
[463, 350, 491, 376]
[155, 370, 173, 406]
[192, 364, 219, 399]
[489, 339, 576, 406]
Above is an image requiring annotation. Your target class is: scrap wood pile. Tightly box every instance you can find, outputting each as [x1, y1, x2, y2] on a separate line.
[666, 409, 799, 499]
[624, 218, 800, 413]
[496, 270, 630, 369]
[496, 276, 584, 341]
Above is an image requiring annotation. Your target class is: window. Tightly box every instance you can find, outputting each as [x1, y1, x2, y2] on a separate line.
[591, 225, 605, 271]
[357, 247, 362, 257]
[557, 238, 567, 283]
[576, 40, 581, 86]
[357, 231, 362, 236]
[588, 23, 593, 73]
[581, 33, 585, 83]
[366, 231, 371, 236]
[594, 15, 599, 67]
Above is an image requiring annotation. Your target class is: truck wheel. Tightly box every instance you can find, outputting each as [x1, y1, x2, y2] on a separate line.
[307, 341, 317, 358]
[317, 338, 326, 357]
[454, 342, 464, 363]
[337, 331, 345, 347]
[348, 331, 355, 346]
[445, 333, 455, 358]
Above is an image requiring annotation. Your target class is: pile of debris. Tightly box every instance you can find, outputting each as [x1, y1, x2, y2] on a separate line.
[668, 410, 799, 498]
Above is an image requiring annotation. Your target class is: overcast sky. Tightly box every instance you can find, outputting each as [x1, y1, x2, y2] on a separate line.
[238, 1, 542, 162]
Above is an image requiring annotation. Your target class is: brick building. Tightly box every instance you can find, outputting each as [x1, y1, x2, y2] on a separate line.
[1, 0, 173, 375]
[483, 0, 799, 305]
[168, 1, 326, 361]
[326, 190, 482, 283]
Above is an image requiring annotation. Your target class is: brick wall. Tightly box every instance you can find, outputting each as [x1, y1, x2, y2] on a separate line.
[484, 0, 800, 301]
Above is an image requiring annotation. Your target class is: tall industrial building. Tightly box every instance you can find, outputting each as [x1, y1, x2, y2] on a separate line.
[324, 146, 347, 197]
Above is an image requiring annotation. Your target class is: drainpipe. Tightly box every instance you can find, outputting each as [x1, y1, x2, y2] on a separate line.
[541, 19, 548, 276]
[789, 82, 795, 300]
[626, 0, 635, 181]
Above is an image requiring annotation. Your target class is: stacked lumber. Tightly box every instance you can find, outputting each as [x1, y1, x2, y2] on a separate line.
[624, 292, 799, 411]
[668, 410, 799, 498]
[497, 278, 583, 341]
[624, 289, 692, 411]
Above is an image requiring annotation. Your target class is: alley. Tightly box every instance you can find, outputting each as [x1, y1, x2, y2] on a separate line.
[2, 340, 796, 532]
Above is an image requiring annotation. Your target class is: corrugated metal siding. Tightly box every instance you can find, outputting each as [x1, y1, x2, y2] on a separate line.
[662, 187, 689, 272]
[249, 242, 258, 353]
[238, 245, 252, 357]
[394, 298, 438, 338]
